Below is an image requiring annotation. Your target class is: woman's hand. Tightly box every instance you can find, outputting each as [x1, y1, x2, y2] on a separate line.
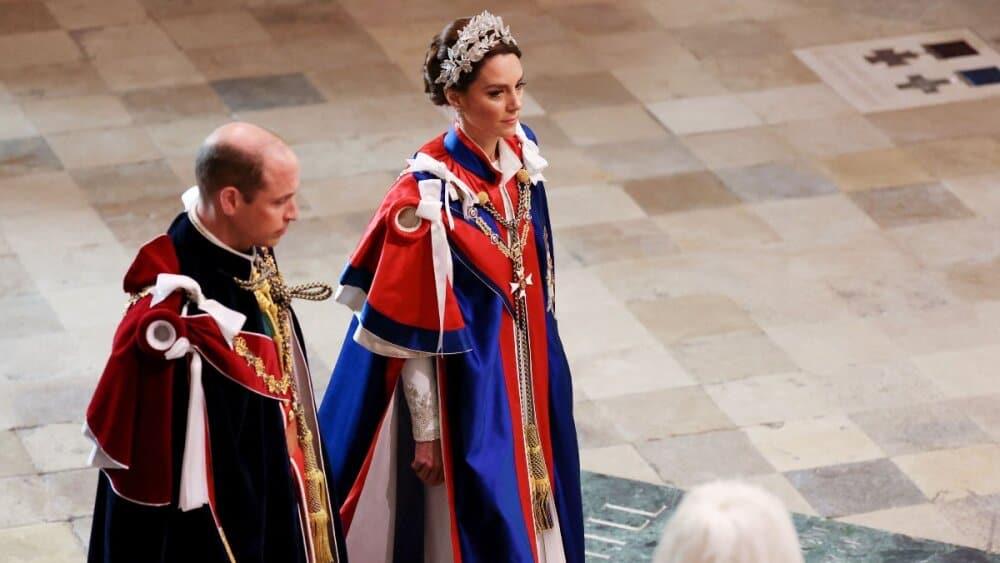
[412, 438, 444, 486]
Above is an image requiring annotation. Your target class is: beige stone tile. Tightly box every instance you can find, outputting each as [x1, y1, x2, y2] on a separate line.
[10, 241, 128, 293]
[3, 206, 116, 251]
[42, 284, 125, 332]
[765, 318, 903, 375]
[74, 22, 177, 61]
[186, 40, 293, 81]
[649, 95, 762, 135]
[821, 148, 933, 191]
[571, 344, 695, 400]
[738, 277, 854, 327]
[277, 33, 390, 74]
[249, 1, 358, 42]
[71, 516, 91, 550]
[297, 171, 397, 218]
[0, 1, 60, 35]
[868, 98, 1000, 145]
[42, 468, 96, 521]
[946, 258, 1000, 301]
[669, 329, 798, 384]
[937, 494, 1000, 553]
[642, 0, 807, 29]
[94, 51, 205, 92]
[159, 9, 270, 50]
[944, 173, 1000, 219]
[894, 445, 1000, 503]
[673, 20, 789, 59]
[580, 444, 664, 485]
[889, 217, 1000, 268]
[749, 194, 878, 245]
[783, 230, 919, 282]
[824, 266, 957, 318]
[0, 522, 85, 561]
[45, 0, 148, 29]
[743, 473, 819, 516]
[914, 345, 1000, 399]
[771, 114, 895, 158]
[628, 294, 758, 345]
[549, 104, 667, 146]
[637, 430, 775, 488]
[612, 59, 729, 103]
[739, 83, 853, 125]
[597, 386, 734, 441]
[307, 62, 417, 103]
[745, 415, 885, 472]
[46, 126, 160, 169]
[0, 172, 88, 217]
[0, 431, 35, 477]
[0, 60, 108, 101]
[145, 114, 233, 158]
[581, 29, 696, 71]
[836, 503, 969, 546]
[700, 52, 818, 92]
[0, 475, 48, 527]
[654, 206, 781, 252]
[539, 146, 613, 186]
[706, 371, 841, 427]
[558, 302, 661, 362]
[0, 30, 81, 70]
[0, 103, 37, 140]
[679, 127, 794, 169]
[901, 136, 1000, 180]
[22, 94, 132, 134]
[120, 83, 226, 125]
[517, 40, 603, 77]
[850, 183, 974, 229]
[543, 183, 645, 229]
[623, 171, 741, 215]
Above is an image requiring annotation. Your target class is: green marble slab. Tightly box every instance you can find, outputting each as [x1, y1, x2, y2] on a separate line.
[581, 471, 999, 562]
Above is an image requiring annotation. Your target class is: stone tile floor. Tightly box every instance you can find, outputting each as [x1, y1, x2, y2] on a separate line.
[1, 0, 1000, 559]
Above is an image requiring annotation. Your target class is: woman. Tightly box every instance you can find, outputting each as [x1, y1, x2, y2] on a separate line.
[318, 12, 584, 562]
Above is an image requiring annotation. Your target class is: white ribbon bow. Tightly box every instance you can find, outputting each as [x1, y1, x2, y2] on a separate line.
[150, 274, 246, 348]
[516, 123, 548, 184]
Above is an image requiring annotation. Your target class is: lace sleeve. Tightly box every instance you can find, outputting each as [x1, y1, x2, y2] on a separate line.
[401, 356, 440, 442]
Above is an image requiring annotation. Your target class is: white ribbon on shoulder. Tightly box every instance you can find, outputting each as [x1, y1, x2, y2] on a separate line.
[516, 122, 548, 184]
[401, 153, 478, 353]
[146, 274, 247, 512]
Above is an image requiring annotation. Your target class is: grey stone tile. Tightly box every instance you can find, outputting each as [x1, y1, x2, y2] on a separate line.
[0, 136, 62, 178]
[715, 159, 838, 203]
[938, 493, 1000, 552]
[849, 183, 975, 229]
[0, 61, 108, 101]
[18, 424, 92, 473]
[851, 403, 994, 457]
[557, 218, 678, 266]
[637, 429, 775, 488]
[43, 469, 97, 520]
[0, 253, 35, 299]
[0, 430, 35, 477]
[573, 400, 628, 449]
[586, 137, 704, 181]
[0, 474, 48, 527]
[72, 516, 92, 551]
[0, 293, 63, 338]
[0, 376, 94, 430]
[787, 458, 927, 518]
[211, 72, 325, 112]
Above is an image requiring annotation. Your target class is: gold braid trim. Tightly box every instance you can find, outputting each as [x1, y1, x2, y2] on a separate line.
[233, 335, 291, 396]
[235, 249, 337, 563]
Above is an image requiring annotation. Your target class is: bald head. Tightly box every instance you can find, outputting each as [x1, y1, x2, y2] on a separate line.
[195, 122, 294, 202]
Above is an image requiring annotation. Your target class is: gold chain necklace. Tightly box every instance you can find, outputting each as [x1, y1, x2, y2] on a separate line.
[465, 169, 555, 531]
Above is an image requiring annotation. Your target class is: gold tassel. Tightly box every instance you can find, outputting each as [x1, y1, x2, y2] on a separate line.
[525, 424, 554, 531]
[307, 468, 336, 563]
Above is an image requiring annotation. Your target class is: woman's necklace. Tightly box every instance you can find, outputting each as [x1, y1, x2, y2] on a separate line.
[465, 167, 556, 531]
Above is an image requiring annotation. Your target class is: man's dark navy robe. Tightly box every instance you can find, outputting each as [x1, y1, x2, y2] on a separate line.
[87, 211, 347, 563]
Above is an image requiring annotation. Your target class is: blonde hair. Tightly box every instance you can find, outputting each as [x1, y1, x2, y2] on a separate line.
[654, 481, 804, 563]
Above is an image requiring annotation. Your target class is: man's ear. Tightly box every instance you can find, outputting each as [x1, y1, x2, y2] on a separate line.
[218, 186, 241, 216]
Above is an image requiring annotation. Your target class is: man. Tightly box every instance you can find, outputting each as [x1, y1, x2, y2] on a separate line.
[84, 122, 347, 563]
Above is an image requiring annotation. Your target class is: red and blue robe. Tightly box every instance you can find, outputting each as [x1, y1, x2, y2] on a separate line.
[318, 124, 585, 562]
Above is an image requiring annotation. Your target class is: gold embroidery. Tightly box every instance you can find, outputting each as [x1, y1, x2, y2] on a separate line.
[233, 335, 291, 396]
[124, 286, 153, 315]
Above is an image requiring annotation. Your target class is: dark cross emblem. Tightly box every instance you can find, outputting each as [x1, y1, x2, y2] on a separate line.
[896, 74, 951, 94]
[865, 48, 919, 66]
